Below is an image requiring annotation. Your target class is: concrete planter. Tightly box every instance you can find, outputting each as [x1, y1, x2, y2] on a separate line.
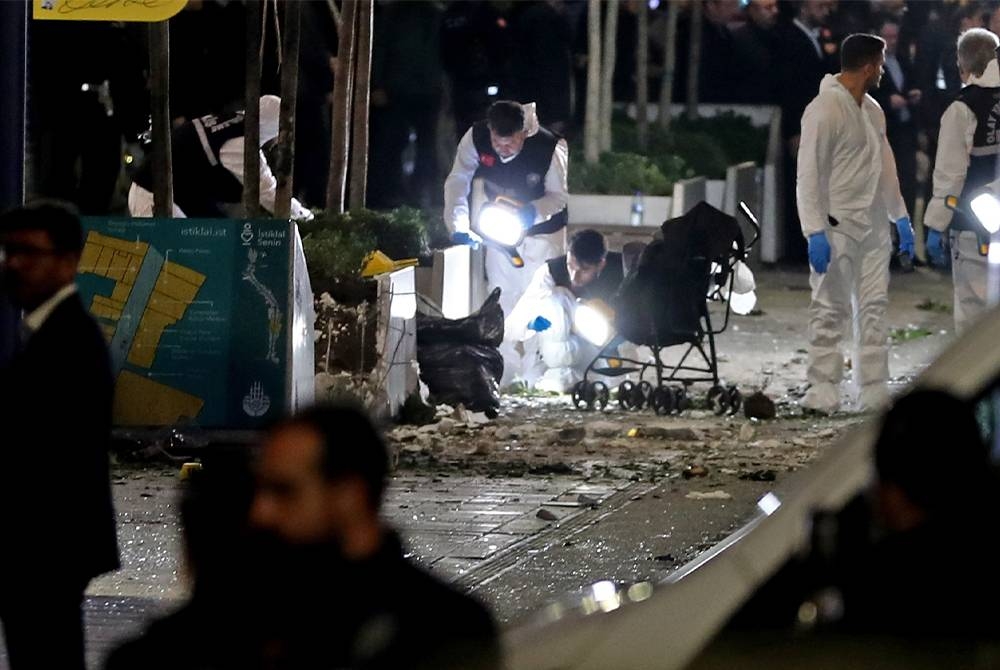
[568, 193, 672, 227]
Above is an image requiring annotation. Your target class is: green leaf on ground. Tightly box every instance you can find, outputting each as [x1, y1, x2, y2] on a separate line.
[890, 326, 933, 343]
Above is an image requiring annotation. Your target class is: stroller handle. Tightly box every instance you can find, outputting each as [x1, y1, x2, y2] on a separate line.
[737, 201, 762, 251]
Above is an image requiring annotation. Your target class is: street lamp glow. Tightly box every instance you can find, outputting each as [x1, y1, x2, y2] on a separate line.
[970, 192, 1000, 234]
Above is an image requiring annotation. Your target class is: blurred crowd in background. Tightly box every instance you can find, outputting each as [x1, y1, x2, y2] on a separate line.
[25, 0, 1000, 260]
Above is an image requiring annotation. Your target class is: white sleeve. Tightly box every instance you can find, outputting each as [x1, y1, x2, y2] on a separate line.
[531, 138, 570, 224]
[219, 138, 310, 218]
[795, 100, 835, 238]
[504, 262, 557, 342]
[924, 102, 977, 232]
[442, 129, 479, 235]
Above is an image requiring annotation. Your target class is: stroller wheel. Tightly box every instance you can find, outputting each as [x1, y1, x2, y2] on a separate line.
[591, 381, 610, 410]
[727, 386, 743, 415]
[673, 386, 691, 412]
[618, 381, 638, 410]
[652, 385, 675, 415]
[572, 381, 591, 411]
[707, 385, 728, 416]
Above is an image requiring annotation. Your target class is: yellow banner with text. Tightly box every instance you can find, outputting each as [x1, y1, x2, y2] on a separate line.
[33, 0, 186, 22]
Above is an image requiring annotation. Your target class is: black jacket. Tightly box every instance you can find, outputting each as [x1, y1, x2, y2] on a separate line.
[105, 532, 502, 670]
[0, 292, 119, 581]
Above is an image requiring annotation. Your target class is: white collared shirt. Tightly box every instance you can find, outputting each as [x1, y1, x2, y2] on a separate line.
[793, 18, 822, 59]
[22, 283, 77, 337]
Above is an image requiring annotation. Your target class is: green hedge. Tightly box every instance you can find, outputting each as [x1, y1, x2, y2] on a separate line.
[300, 206, 433, 304]
[568, 110, 768, 193]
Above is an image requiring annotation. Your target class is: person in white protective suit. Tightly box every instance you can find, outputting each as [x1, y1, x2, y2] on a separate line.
[127, 94, 312, 221]
[443, 100, 569, 389]
[797, 33, 914, 414]
[504, 229, 623, 393]
[923, 28, 1000, 334]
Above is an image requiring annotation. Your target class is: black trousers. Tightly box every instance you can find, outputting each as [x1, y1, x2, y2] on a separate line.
[0, 576, 88, 670]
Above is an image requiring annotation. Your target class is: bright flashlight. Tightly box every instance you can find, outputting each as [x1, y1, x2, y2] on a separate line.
[970, 192, 1000, 234]
[477, 202, 526, 247]
[574, 300, 614, 347]
[729, 289, 757, 315]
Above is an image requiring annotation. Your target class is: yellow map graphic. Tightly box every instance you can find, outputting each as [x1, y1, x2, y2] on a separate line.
[80, 231, 206, 425]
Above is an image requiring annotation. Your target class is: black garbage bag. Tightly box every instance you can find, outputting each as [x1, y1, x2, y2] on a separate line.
[417, 343, 502, 415]
[416, 287, 504, 347]
[415, 287, 504, 415]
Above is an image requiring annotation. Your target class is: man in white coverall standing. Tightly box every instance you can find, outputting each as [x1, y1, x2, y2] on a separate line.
[443, 100, 569, 389]
[923, 28, 1000, 334]
[797, 33, 914, 414]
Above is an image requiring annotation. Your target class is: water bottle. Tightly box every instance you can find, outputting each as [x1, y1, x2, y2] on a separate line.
[630, 191, 644, 227]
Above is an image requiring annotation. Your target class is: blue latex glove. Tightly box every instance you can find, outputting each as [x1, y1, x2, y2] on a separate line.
[450, 231, 480, 249]
[519, 202, 537, 229]
[807, 232, 831, 273]
[527, 315, 551, 332]
[926, 229, 947, 267]
[895, 216, 915, 259]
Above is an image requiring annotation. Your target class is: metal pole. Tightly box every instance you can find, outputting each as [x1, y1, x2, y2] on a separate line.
[274, 0, 301, 219]
[244, 0, 264, 218]
[0, 0, 27, 367]
[149, 20, 173, 217]
[348, 0, 373, 210]
[0, 0, 27, 210]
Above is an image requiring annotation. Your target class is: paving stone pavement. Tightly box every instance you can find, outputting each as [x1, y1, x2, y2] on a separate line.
[0, 467, 630, 670]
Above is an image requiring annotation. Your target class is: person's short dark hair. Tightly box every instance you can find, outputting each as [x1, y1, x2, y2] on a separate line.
[873, 388, 989, 514]
[840, 33, 886, 71]
[277, 401, 389, 510]
[569, 229, 607, 266]
[0, 198, 84, 254]
[486, 100, 525, 137]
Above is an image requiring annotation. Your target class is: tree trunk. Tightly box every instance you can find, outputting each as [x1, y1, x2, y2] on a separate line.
[326, 0, 358, 213]
[636, 0, 649, 150]
[658, 0, 679, 129]
[599, 0, 619, 153]
[273, 0, 301, 219]
[584, 0, 602, 164]
[243, 0, 263, 218]
[149, 21, 172, 217]
[348, 0, 373, 211]
[685, 0, 702, 121]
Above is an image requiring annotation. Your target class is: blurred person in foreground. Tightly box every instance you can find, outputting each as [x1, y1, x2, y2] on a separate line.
[503, 229, 624, 393]
[797, 33, 913, 415]
[922, 27, 1000, 334]
[107, 402, 502, 670]
[0, 200, 119, 670]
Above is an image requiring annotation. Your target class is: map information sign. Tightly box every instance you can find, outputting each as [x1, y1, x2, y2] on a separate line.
[77, 217, 294, 429]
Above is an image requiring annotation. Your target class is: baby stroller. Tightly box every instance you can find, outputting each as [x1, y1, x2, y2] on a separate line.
[571, 200, 761, 415]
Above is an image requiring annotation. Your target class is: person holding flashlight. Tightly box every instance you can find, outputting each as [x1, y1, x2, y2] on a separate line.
[504, 229, 622, 393]
[443, 99, 569, 388]
[797, 33, 913, 414]
[923, 28, 1000, 334]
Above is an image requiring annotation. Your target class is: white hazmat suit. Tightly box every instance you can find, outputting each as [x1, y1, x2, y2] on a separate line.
[923, 59, 1000, 334]
[128, 95, 312, 220]
[797, 73, 909, 413]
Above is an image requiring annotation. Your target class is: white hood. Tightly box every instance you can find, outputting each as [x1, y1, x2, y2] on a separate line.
[258, 94, 281, 146]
